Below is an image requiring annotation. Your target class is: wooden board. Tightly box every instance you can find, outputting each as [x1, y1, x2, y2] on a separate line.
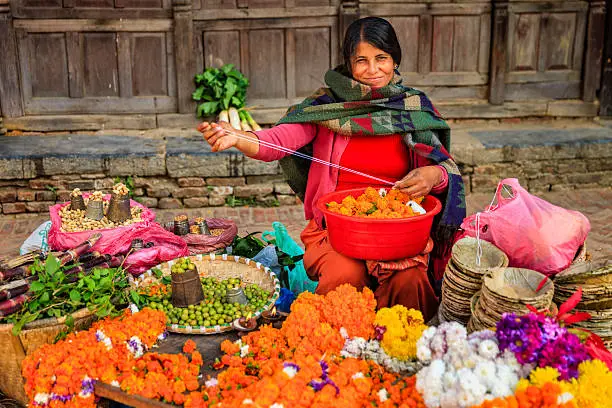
[83, 32, 119, 97]
[0, 18, 24, 117]
[29, 33, 70, 98]
[293, 27, 331, 96]
[131, 33, 168, 96]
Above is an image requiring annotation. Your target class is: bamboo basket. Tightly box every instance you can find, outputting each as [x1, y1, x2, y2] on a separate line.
[131, 254, 281, 335]
[0, 308, 96, 405]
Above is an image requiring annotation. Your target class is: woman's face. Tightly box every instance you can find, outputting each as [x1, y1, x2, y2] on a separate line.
[350, 41, 395, 88]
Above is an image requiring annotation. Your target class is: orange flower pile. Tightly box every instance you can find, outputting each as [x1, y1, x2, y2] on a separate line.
[179, 284, 422, 407]
[327, 187, 424, 219]
[185, 355, 426, 408]
[139, 283, 170, 298]
[472, 383, 576, 408]
[21, 308, 203, 407]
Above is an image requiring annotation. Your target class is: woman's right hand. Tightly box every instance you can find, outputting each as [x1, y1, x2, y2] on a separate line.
[198, 121, 240, 152]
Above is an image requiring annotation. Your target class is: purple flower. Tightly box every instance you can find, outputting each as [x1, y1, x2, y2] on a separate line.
[50, 394, 72, 403]
[81, 376, 95, 395]
[308, 359, 339, 395]
[374, 325, 387, 341]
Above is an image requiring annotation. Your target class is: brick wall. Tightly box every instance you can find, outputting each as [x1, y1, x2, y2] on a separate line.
[0, 136, 610, 215]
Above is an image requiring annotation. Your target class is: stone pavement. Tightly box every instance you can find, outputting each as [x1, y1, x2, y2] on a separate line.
[0, 188, 609, 262]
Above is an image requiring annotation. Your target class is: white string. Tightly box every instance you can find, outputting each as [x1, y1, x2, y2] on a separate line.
[219, 128, 396, 187]
[475, 212, 482, 267]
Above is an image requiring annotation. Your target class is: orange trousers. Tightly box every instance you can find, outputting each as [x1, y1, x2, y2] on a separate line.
[301, 220, 439, 322]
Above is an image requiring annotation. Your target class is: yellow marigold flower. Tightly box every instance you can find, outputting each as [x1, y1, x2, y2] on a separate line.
[529, 367, 561, 387]
[374, 306, 427, 361]
[568, 359, 612, 408]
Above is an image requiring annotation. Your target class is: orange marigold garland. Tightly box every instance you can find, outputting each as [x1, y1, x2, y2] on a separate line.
[472, 382, 576, 408]
[21, 308, 203, 407]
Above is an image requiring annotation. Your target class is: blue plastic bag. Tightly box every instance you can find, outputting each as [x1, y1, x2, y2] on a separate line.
[252, 245, 282, 278]
[263, 222, 318, 295]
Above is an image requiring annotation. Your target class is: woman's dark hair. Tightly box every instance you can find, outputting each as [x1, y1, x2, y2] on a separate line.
[342, 17, 402, 72]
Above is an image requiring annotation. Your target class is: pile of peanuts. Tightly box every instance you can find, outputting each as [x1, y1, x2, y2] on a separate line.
[59, 204, 143, 232]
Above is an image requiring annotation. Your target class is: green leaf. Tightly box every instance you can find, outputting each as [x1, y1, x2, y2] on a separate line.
[65, 314, 75, 329]
[197, 101, 219, 117]
[192, 87, 204, 101]
[86, 278, 96, 292]
[69, 289, 81, 303]
[161, 276, 172, 285]
[40, 292, 50, 304]
[45, 256, 60, 275]
[231, 96, 243, 107]
[130, 290, 140, 304]
[221, 64, 235, 74]
[30, 281, 45, 292]
[99, 277, 111, 290]
[152, 268, 163, 278]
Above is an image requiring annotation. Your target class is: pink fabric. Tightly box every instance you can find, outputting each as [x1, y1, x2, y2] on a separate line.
[431, 165, 448, 193]
[253, 123, 448, 228]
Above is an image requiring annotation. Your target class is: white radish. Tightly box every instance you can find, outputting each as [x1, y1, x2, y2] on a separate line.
[228, 107, 241, 130]
[218, 110, 229, 123]
[241, 120, 253, 131]
[246, 112, 262, 131]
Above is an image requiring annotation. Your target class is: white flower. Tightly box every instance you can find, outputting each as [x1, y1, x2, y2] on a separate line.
[242, 399, 253, 405]
[456, 390, 477, 408]
[440, 392, 460, 408]
[34, 393, 51, 406]
[129, 304, 139, 314]
[490, 382, 513, 398]
[474, 361, 496, 388]
[340, 327, 349, 339]
[205, 378, 219, 388]
[431, 336, 448, 358]
[352, 372, 365, 380]
[429, 359, 447, 380]
[417, 344, 432, 363]
[557, 392, 574, 404]
[378, 388, 389, 403]
[477, 340, 499, 360]
[111, 380, 120, 387]
[127, 336, 144, 358]
[495, 364, 519, 389]
[421, 326, 437, 341]
[282, 365, 298, 379]
[240, 344, 250, 358]
[442, 371, 458, 389]
[270, 404, 284, 408]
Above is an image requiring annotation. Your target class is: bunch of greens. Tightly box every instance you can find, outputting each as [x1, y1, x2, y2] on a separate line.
[193, 64, 249, 117]
[4, 256, 137, 336]
[226, 233, 303, 289]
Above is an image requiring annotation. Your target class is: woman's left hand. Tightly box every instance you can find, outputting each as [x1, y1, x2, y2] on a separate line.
[393, 166, 443, 198]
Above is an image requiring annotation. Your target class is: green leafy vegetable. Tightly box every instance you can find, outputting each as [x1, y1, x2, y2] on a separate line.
[193, 64, 249, 117]
[3, 256, 137, 337]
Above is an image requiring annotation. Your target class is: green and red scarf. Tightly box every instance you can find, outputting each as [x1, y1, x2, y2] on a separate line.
[277, 67, 466, 256]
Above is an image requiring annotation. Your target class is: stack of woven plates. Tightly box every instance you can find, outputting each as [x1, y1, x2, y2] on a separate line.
[554, 260, 612, 347]
[468, 267, 555, 332]
[439, 237, 508, 325]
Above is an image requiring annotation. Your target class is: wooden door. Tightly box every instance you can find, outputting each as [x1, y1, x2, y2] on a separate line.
[360, 1, 492, 100]
[505, 2, 588, 100]
[15, 20, 176, 114]
[195, 14, 339, 110]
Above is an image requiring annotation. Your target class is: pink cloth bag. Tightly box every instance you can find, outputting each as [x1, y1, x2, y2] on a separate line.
[460, 178, 590, 276]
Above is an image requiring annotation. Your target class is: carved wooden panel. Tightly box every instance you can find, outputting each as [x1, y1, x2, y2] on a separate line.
[131, 33, 167, 96]
[385, 16, 420, 73]
[202, 30, 241, 69]
[294, 27, 331, 96]
[248, 29, 286, 99]
[83, 33, 119, 97]
[29, 33, 70, 98]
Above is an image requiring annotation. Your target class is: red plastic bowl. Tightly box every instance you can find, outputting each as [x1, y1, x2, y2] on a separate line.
[316, 188, 442, 261]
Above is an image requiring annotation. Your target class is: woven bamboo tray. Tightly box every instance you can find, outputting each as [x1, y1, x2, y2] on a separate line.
[131, 254, 281, 335]
[0, 308, 96, 404]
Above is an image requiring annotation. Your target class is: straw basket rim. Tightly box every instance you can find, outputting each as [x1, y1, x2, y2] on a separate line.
[0, 306, 94, 332]
[131, 253, 281, 335]
[554, 259, 612, 285]
[451, 237, 509, 273]
[483, 267, 554, 302]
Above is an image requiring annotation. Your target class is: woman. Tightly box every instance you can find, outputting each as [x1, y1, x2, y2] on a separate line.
[199, 17, 466, 321]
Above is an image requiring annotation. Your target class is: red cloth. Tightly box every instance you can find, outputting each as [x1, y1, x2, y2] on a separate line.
[337, 134, 411, 190]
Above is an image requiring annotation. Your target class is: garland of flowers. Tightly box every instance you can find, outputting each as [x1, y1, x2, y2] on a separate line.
[512, 359, 612, 408]
[495, 313, 591, 380]
[415, 323, 528, 407]
[181, 284, 426, 407]
[374, 306, 428, 361]
[21, 308, 202, 407]
[471, 382, 576, 408]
